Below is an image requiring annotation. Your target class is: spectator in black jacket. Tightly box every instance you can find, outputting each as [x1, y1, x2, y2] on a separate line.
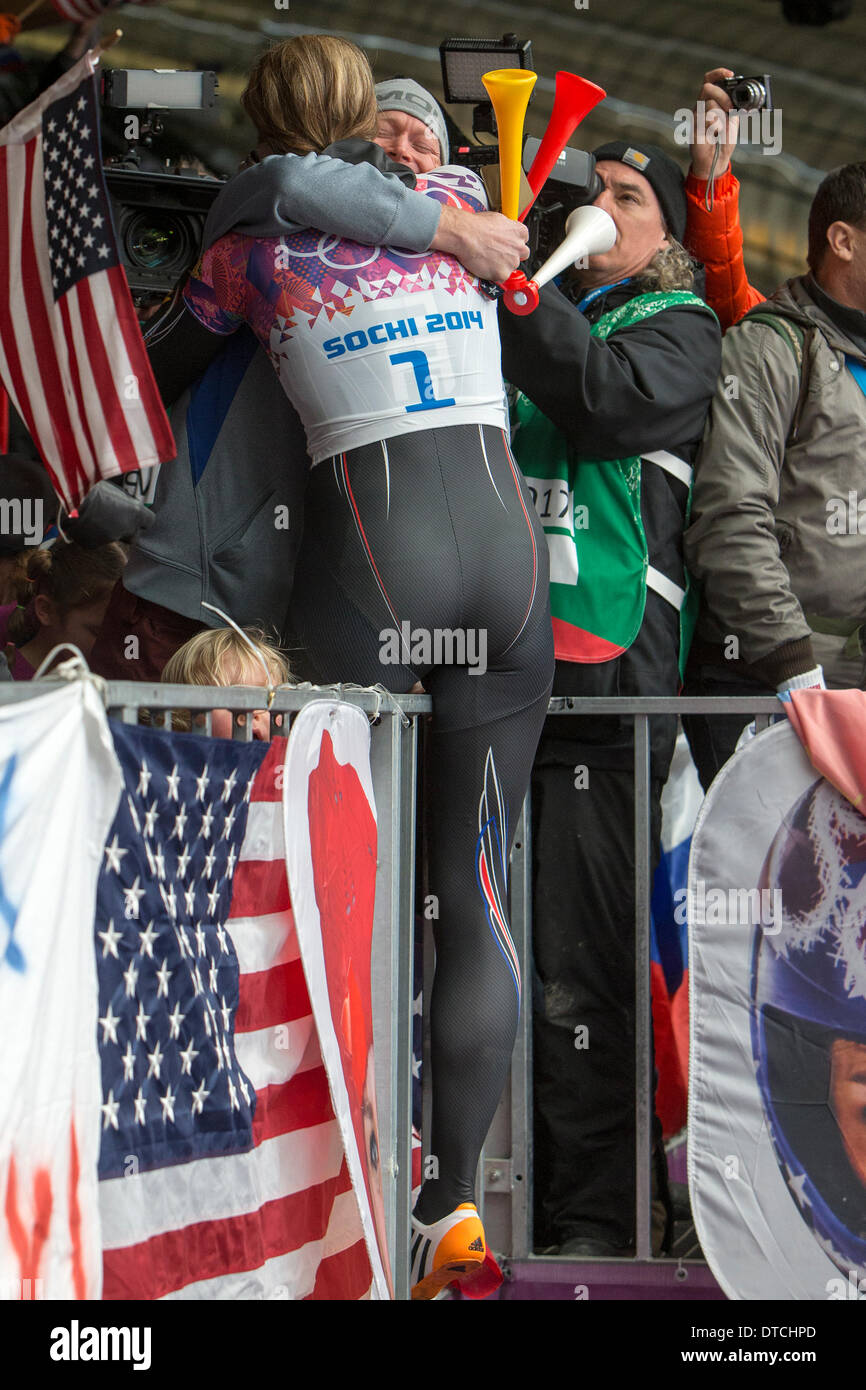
[0, 19, 99, 127]
[499, 141, 721, 1256]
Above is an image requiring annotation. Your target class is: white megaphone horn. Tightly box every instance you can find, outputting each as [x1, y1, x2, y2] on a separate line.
[503, 206, 617, 316]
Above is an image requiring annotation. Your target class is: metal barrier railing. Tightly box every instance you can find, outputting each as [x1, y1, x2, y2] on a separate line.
[479, 694, 785, 1277]
[0, 680, 784, 1296]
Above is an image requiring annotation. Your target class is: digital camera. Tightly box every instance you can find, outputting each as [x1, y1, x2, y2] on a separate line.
[721, 74, 773, 112]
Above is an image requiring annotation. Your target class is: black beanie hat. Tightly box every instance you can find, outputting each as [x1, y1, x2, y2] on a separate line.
[0, 455, 57, 552]
[592, 140, 687, 243]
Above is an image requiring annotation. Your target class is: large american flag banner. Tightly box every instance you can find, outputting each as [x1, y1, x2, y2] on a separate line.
[0, 53, 175, 512]
[95, 719, 373, 1299]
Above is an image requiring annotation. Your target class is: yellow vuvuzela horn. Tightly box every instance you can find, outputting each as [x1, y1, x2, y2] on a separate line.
[481, 68, 537, 222]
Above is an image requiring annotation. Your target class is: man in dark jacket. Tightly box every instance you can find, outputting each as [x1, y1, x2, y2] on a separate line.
[499, 141, 721, 1256]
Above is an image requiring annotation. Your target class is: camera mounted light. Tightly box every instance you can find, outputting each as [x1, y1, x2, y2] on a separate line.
[439, 35, 533, 106]
[102, 70, 218, 112]
[440, 35, 533, 141]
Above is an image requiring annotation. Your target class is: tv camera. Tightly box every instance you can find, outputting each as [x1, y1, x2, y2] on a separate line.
[101, 68, 222, 309]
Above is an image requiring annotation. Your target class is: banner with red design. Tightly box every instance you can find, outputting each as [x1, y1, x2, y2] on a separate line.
[0, 682, 122, 1299]
[689, 721, 866, 1299]
[283, 701, 391, 1300]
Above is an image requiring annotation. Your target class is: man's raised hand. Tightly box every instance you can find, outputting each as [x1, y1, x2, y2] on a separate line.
[689, 67, 739, 181]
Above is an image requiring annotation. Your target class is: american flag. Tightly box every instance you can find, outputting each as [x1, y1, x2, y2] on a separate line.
[95, 720, 373, 1300]
[0, 53, 175, 511]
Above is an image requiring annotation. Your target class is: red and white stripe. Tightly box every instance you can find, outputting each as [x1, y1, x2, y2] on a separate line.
[0, 56, 175, 511]
[99, 742, 373, 1301]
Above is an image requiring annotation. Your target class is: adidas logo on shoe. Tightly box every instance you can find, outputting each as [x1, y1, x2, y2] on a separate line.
[410, 1203, 487, 1300]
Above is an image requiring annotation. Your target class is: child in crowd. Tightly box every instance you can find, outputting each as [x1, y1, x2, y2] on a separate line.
[161, 626, 292, 739]
[0, 540, 127, 678]
[0, 551, 30, 608]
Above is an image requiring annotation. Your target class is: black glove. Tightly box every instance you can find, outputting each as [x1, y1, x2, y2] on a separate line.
[65, 480, 155, 547]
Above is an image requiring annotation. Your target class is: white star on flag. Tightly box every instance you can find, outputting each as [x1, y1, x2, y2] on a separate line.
[101, 1090, 120, 1131]
[190, 1080, 210, 1115]
[146, 1040, 164, 1081]
[98, 919, 122, 958]
[104, 834, 127, 874]
[160, 1084, 177, 1124]
[122, 960, 139, 998]
[135, 1001, 151, 1041]
[99, 1002, 120, 1045]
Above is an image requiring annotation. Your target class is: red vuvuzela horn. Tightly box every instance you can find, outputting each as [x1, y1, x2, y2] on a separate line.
[520, 71, 607, 221]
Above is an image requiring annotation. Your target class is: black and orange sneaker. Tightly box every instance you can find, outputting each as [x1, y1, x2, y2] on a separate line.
[410, 1202, 487, 1300]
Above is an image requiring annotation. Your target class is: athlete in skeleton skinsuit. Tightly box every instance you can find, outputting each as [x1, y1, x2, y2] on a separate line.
[184, 163, 554, 1297]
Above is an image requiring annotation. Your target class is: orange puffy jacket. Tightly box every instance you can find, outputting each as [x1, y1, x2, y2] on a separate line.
[684, 169, 764, 331]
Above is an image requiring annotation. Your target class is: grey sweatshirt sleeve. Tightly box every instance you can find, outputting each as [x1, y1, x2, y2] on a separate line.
[203, 151, 442, 251]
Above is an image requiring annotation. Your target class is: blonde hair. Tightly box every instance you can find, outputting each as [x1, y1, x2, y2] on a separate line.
[162, 626, 292, 688]
[241, 35, 378, 156]
[160, 626, 292, 734]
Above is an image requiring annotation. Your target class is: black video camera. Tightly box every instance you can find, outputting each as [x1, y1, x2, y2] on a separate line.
[439, 35, 602, 270]
[104, 167, 221, 300]
[101, 70, 223, 306]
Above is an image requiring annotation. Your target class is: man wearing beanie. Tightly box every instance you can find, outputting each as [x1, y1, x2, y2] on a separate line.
[374, 77, 449, 173]
[499, 141, 721, 1257]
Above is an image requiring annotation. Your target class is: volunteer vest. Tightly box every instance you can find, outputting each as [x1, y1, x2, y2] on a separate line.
[511, 290, 715, 671]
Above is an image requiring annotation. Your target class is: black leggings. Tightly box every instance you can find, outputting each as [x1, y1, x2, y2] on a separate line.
[291, 423, 554, 1222]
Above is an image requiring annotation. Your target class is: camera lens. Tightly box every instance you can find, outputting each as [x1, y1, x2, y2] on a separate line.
[731, 79, 765, 111]
[124, 211, 193, 275]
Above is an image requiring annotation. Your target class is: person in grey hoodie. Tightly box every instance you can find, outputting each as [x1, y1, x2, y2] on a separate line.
[89, 78, 527, 679]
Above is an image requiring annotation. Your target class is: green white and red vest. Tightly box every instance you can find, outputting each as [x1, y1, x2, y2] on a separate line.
[511, 290, 715, 673]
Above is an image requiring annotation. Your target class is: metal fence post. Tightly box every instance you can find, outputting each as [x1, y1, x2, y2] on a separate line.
[634, 713, 653, 1262]
[368, 710, 415, 1300]
[393, 712, 417, 1298]
[508, 794, 533, 1259]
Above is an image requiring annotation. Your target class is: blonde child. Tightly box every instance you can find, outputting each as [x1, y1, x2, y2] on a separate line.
[161, 626, 292, 739]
